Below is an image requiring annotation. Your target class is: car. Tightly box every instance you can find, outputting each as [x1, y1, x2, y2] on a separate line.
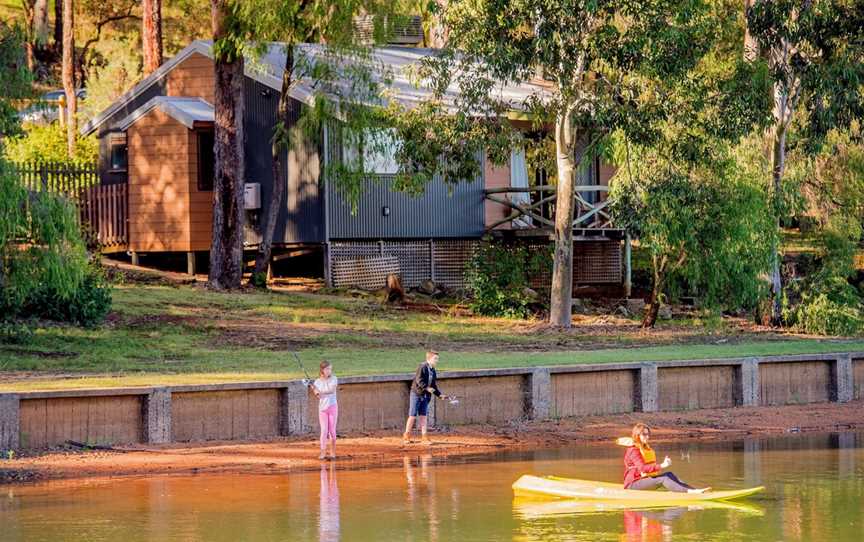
[17, 89, 87, 125]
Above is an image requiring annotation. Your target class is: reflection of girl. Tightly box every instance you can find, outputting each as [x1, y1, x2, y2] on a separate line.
[313, 361, 338, 460]
[319, 463, 340, 542]
[623, 423, 709, 493]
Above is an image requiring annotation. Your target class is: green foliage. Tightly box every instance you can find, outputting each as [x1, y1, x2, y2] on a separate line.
[0, 157, 111, 328]
[3, 122, 99, 163]
[611, 137, 775, 312]
[0, 20, 32, 137]
[80, 36, 144, 122]
[466, 241, 549, 318]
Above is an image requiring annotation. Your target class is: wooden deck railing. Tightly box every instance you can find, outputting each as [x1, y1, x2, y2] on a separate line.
[78, 183, 128, 249]
[484, 185, 615, 231]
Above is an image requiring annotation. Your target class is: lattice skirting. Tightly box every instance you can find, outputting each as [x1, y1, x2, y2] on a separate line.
[328, 238, 622, 290]
[330, 240, 479, 290]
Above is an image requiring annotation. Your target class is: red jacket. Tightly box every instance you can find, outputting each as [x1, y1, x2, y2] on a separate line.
[623, 446, 660, 488]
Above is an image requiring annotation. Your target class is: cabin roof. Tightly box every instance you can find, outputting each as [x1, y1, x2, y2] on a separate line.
[82, 40, 552, 136]
[115, 96, 214, 131]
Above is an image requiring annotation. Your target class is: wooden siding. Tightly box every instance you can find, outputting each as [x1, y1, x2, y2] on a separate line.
[760, 361, 832, 406]
[657, 366, 738, 410]
[128, 108, 212, 252]
[552, 370, 636, 417]
[19, 396, 144, 449]
[165, 52, 215, 103]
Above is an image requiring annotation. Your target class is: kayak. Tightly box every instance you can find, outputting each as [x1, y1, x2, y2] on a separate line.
[512, 475, 764, 505]
[513, 497, 765, 518]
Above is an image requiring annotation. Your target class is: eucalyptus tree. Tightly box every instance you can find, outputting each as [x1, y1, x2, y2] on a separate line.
[402, 0, 729, 328]
[746, 0, 864, 325]
[142, 0, 163, 75]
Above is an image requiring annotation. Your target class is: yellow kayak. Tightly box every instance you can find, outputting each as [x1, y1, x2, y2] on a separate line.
[512, 475, 764, 505]
[513, 496, 765, 518]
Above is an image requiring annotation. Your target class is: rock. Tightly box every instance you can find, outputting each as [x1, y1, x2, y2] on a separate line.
[572, 298, 587, 313]
[419, 279, 438, 296]
[522, 287, 540, 302]
[626, 298, 646, 315]
[658, 304, 673, 320]
[614, 305, 630, 317]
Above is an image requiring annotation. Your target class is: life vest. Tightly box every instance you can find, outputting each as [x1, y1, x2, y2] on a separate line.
[638, 445, 659, 478]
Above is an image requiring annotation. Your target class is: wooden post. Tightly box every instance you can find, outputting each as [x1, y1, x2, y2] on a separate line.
[323, 243, 332, 287]
[624, 232, 632, 298]
[131, 251, 139, 266]
[187, 252, 196, 276]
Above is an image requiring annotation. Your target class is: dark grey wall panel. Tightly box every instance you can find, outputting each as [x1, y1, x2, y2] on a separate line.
[243, 80, 323, 243]
[327, 174, 485, 239]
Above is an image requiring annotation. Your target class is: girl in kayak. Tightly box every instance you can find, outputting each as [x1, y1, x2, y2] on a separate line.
[623, 423, 710, 493]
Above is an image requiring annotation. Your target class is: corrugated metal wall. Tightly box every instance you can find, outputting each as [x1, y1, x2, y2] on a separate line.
[326, 174, 485, 239]
[243, 80, 324, 243]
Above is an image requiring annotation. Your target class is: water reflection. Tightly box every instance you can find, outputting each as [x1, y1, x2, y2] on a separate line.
[319, 463, 340, 542]
[404, 453, 439, 542]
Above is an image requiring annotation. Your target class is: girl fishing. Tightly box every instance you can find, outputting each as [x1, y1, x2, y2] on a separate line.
[623, 423, 710, 493]
[312, 361, 338, 460]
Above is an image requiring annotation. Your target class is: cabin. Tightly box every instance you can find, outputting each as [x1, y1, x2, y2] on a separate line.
[81, 40, 626, 291]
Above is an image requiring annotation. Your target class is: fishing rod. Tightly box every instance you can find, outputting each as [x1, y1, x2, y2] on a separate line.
[290, 351, 313, 385]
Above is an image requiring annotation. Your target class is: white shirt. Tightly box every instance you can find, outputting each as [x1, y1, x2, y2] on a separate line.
[313, 376, 338, 411]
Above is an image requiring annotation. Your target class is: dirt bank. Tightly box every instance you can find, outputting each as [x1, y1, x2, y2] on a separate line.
[2, 401, 862, 485]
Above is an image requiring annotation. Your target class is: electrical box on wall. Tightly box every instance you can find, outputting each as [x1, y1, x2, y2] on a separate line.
[244, 183, 261, 209]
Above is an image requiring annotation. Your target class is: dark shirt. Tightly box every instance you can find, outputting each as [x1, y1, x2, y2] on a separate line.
[411, 362, 442, 398]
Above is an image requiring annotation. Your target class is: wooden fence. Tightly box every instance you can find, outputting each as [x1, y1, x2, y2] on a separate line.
[78, 184, 128, 249]
[9, 160, 99, 195]
[9, 161, 128, 250]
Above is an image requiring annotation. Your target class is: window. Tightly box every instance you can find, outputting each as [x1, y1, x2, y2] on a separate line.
[108, 133, 128, 172]
[342, 128, 400, 175]
[197, 129, 215, 191]
[109, 143, 128, 171]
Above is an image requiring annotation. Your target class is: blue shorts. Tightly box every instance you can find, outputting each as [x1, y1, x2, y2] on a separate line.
[408, 391, 432, 417]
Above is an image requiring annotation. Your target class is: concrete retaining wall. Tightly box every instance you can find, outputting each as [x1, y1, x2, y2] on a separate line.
[1, 351, 861, 451]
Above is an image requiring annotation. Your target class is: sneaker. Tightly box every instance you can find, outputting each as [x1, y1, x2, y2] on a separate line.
[402, 433, 411, 446]
[318, 452, 326, 460]
[687, 487, 711, 494]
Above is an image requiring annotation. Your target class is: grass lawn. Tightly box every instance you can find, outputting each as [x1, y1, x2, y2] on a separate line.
[2, 282, 863, 391]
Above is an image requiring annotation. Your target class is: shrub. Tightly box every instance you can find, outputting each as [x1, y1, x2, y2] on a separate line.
[0, 157, 111, 327]
[466, 241, 548, 318]
[3, 122, 99, 163]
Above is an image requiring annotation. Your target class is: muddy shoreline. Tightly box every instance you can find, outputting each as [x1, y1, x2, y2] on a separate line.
[2, 401, 862, 485]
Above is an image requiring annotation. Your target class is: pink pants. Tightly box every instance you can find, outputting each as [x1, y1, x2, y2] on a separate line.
[319, 404, 338, 450]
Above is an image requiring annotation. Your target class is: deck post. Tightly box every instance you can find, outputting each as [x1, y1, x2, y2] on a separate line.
[130, 251, 139, 266]
[281, 381, 312, 435]
[0, 394, 20, 451]
[186, 252, 196, 276]
[322, 243, 332, 287]
[740, 358, 761, 407]
[144, 388, 172, 444]
[624, 232, 632, 298]
[832, 353, 853, 403]
[528, 368, 553, 420]
[637, 364, 658, 412]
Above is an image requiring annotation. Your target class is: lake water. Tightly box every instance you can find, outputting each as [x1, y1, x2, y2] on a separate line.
[1, 432, 862, 541]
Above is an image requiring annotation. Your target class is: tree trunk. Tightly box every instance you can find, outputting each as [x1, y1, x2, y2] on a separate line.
[53, 0, 62, 53]
[549, 110, 576, 328]
[208, 0, 246, 290]
[22, 1, 36, 72]
[252, 43, 295, 287]
[743, 0, 759, 61]
[768, 122, 787, 326]
[142, 0, 163, 75]
[34, 0, 50, 50]
[62, 0, 76, 158]
[642, 263, 665, 328]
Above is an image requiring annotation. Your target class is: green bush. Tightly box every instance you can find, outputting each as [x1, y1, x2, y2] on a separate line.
[0, 157, 111, 328]
[466, 241, 548, 318]
[3, 122, 99, 163]
[791, 276, 864, 336]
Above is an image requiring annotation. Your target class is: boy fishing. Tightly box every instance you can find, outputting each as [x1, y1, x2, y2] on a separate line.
[402, 351, 451, 445]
